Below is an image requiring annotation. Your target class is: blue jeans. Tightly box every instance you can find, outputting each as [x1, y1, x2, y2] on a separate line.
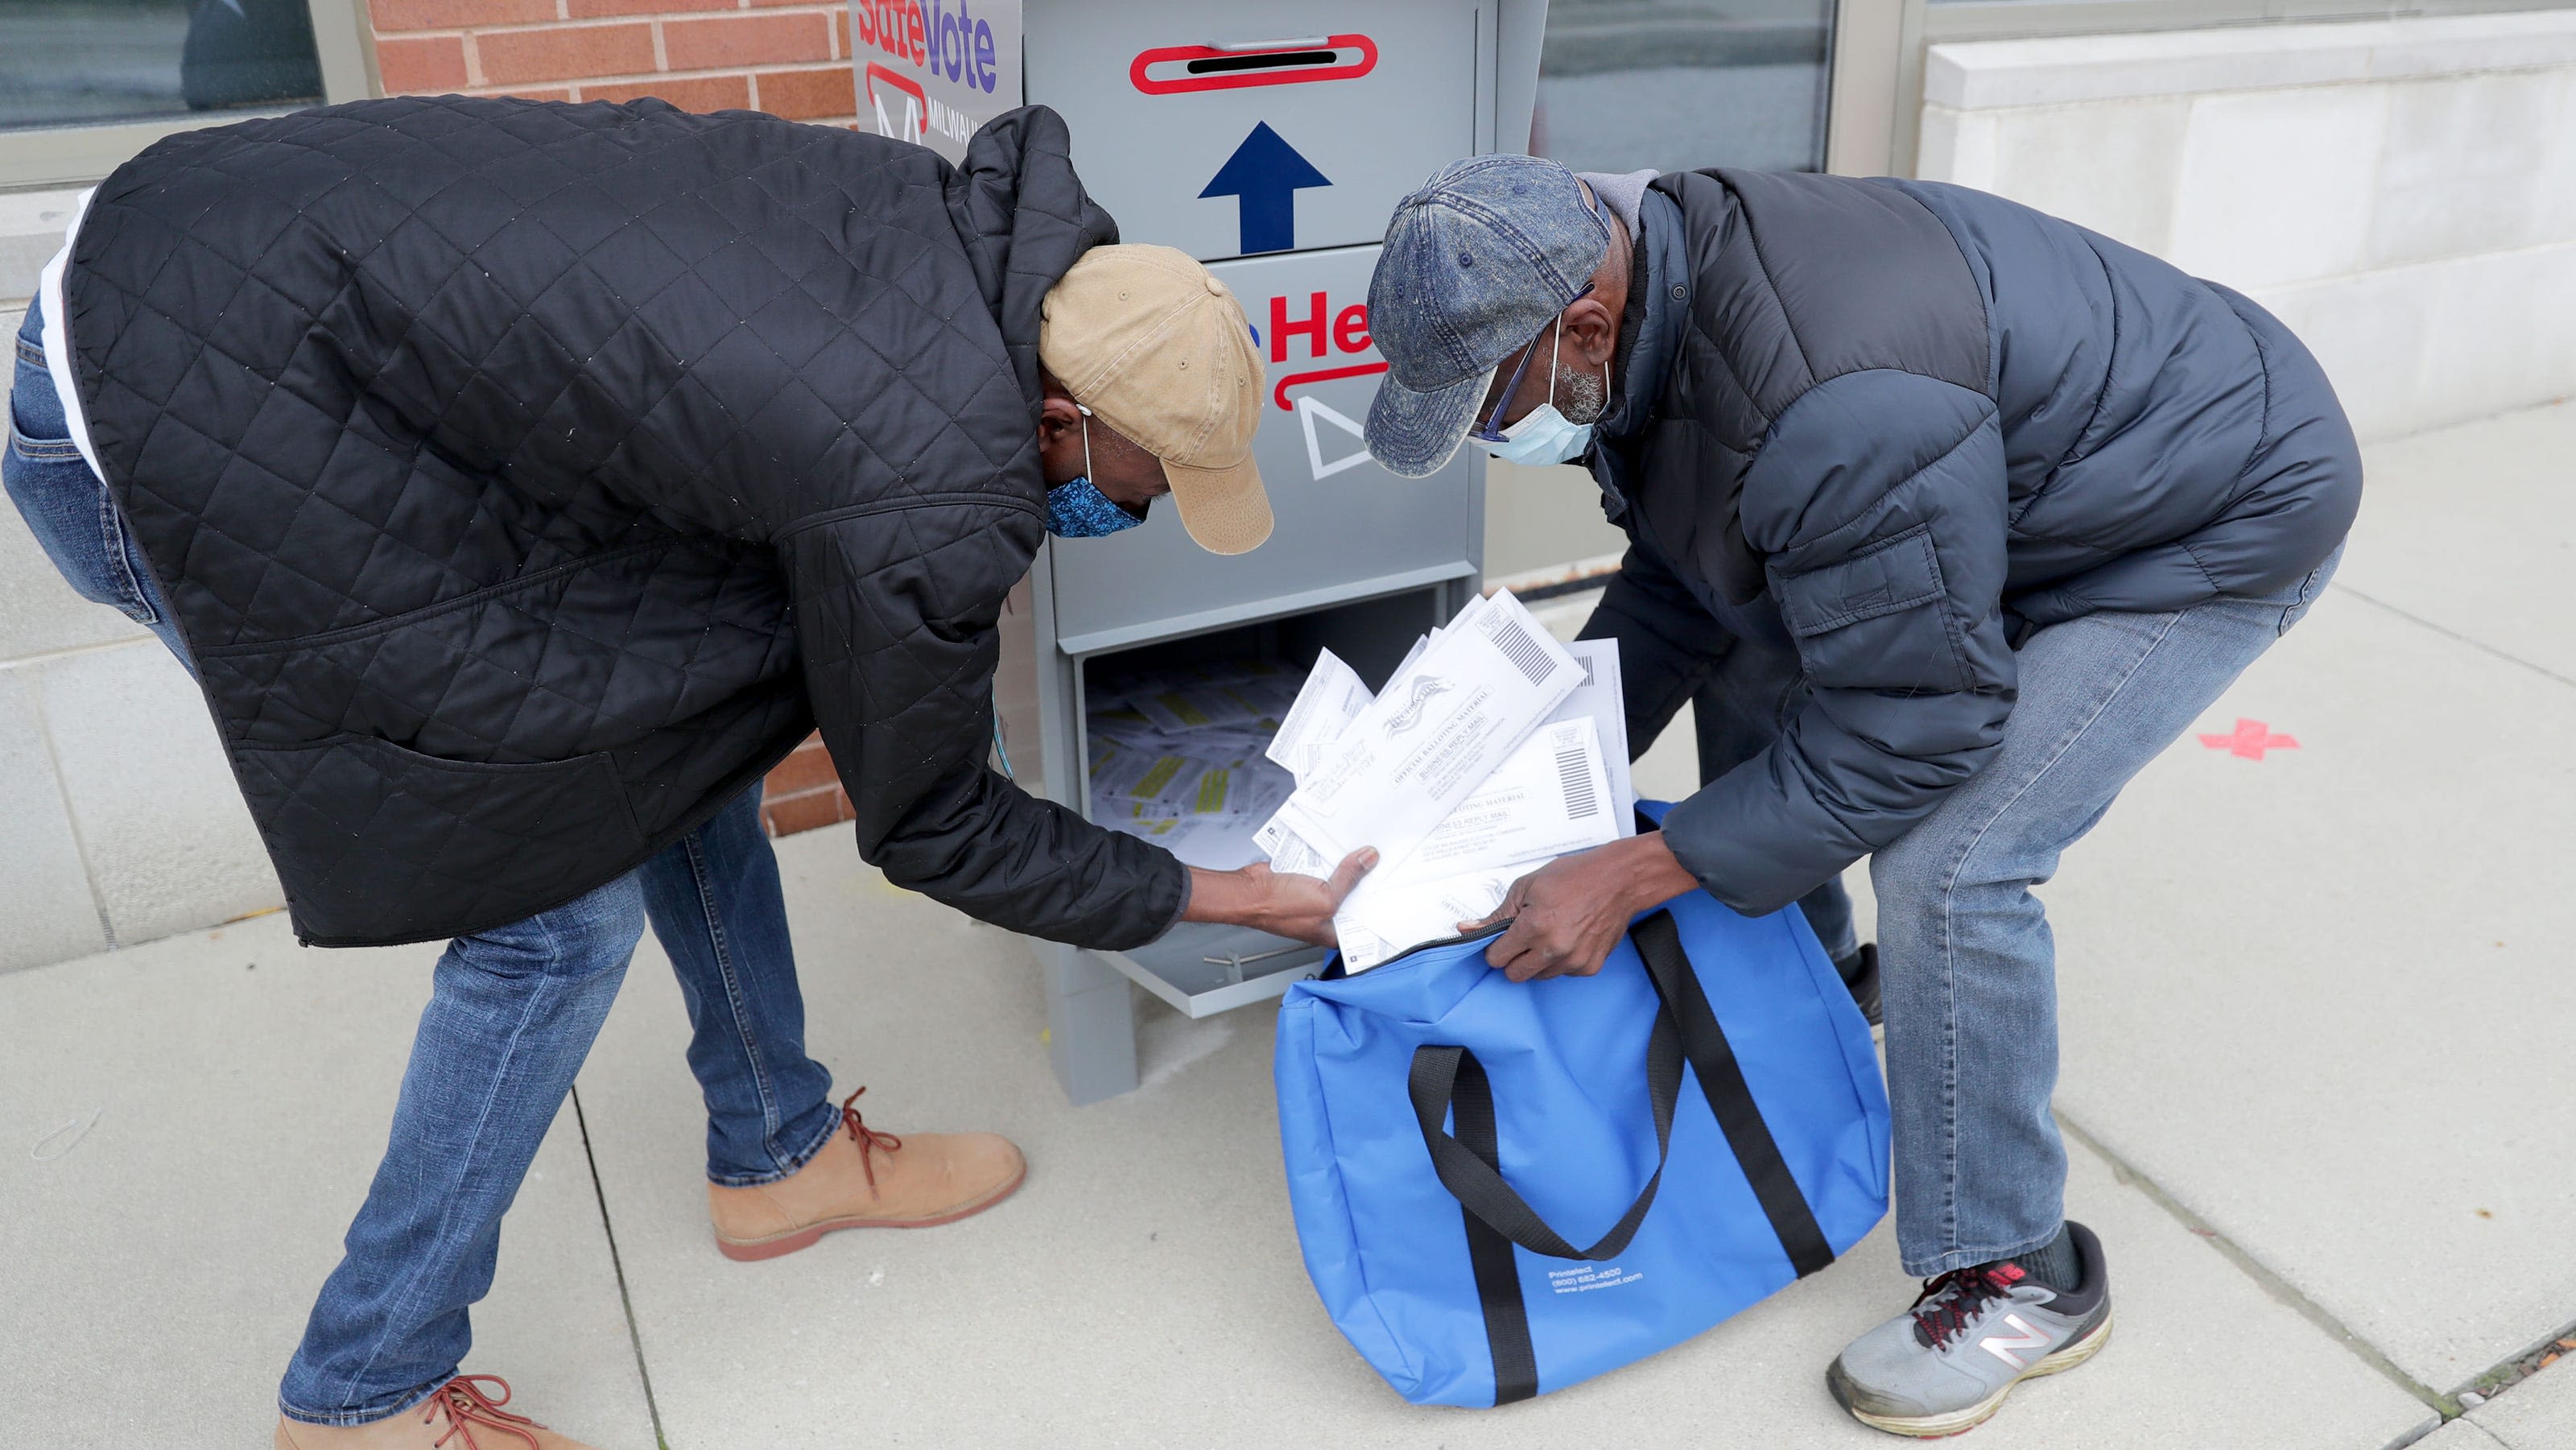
[276, 786, 842, 1424]
[1875, 546, 2340, 1276]
[6, 300, 188, 662]
[6, 300, 842, 1425]
[1692, 646, 1860, 963]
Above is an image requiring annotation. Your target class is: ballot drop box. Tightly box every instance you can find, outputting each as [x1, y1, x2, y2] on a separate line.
[918, 0, 1551, 1102]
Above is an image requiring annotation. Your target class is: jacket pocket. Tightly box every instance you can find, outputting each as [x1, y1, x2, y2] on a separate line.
[1772, 526, 1971, 693]
[233, 734, 646, 946]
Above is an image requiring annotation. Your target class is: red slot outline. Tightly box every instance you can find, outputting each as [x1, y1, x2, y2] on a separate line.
[1129, 35, 1379, 95]
[1274, 361, 1389, 411]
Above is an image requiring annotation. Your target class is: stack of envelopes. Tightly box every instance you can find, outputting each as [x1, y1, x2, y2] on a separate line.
[1256, 591, 1636, 969]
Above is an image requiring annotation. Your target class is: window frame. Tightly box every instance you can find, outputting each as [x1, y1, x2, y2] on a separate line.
[1, 0, 381, 191]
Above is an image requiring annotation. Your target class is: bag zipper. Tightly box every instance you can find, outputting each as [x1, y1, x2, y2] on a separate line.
[1327, 919, 1513, 980]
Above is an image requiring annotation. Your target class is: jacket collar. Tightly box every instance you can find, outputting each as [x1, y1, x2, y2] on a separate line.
[1584, 186, 1686, 522]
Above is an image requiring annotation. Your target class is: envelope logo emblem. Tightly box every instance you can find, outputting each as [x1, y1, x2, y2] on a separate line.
[1384, 676, 1450, 735]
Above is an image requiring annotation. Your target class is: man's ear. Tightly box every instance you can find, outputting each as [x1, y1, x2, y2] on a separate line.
[1563, 296, 1620, 369]
[1038, 395, 1084, 443]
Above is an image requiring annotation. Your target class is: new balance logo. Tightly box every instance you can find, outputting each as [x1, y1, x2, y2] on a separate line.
[1979, 1314, 2050, 1369]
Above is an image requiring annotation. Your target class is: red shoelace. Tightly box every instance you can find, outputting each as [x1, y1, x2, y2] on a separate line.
[840, 1086, 904, 1189]
[1910, 1261, 2028, 1349]
[420, 1374, 543, 1449]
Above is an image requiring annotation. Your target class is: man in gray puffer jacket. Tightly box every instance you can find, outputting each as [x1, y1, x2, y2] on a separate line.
[1364, 155, 2357, 1437]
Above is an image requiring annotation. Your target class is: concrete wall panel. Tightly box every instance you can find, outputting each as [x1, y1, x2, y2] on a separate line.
[2169, 85, 2388, 290]
[1921, 12, 2576, 442]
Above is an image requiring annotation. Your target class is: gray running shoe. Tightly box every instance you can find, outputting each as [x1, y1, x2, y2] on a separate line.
[1827, 1221, 2113, 1437]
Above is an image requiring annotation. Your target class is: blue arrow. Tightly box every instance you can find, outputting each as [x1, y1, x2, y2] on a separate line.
[1199, 122, 1332, 255]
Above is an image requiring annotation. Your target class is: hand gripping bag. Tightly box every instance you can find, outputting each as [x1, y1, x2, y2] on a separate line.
[1274, 814, 1889, 1406]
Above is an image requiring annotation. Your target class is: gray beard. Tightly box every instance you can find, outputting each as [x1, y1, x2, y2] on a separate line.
[1556, 366, 1608, 425]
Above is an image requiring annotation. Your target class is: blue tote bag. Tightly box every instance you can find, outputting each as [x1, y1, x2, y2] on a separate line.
[1274, 815, 1889, 1407]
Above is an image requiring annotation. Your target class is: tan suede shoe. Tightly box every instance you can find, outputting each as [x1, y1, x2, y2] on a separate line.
[709, 1088, 1026, 1262]
[274, 1374, 600, 1449]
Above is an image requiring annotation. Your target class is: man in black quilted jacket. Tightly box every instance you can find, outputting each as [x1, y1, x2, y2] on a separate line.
[11, 97, 1371, 1448]
[1362, 156, 2357, 1436]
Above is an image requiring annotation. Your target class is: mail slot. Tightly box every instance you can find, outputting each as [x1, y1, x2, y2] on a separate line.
[1026, 0, 1491, 262]
[987, 0, 1548, 1104]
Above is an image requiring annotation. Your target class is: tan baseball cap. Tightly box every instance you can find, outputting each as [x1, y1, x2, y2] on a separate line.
[1039, 245, 1273, 555]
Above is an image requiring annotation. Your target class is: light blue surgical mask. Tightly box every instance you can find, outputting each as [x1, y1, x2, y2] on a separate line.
[1476, 316, 1603, 468]
[1046, 404, 1146, 539]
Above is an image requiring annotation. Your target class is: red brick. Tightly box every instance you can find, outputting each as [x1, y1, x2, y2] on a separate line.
[761, 737, 841, 795]
[757, 65, 854, 121]
[760, 786, 852, 837]
[478, 85, 576, 101]
[565, 0, 731, 19]
[377, 35, 471, 93]
[588, 72, 753, 109]
[832, 7, 848, 56]
[369, 0, 554, 34]
[475, 22, 655, 85]
[663, 11, 832, 70]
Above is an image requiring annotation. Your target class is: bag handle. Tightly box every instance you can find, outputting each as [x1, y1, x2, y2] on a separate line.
[1410, 903, 1832, 1266]
[1630, 910, 1837, 1279]
[1405, 913, 1691, 1404]
[1405, 909, 1835, 1404]
[1407, 1012, 1682, 1264]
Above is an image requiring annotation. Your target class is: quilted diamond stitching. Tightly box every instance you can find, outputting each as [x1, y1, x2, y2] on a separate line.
[68, 97, 1171, 948]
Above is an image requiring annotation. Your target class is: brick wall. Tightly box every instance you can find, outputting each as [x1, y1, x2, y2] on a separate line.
[759, 733, 857, 838]
[366, 0, 858, 126]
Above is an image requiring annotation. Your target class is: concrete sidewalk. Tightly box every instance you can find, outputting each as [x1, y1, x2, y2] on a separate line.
[2, 402, 2570, 1448]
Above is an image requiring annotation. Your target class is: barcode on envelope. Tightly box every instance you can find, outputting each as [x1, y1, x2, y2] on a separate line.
[1484, 615, 1556, 687]
[1555, 745, 1599, 819]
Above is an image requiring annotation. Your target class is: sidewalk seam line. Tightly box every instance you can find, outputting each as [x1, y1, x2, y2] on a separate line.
[2332, 585, 2576, 692]
[572, 1085, 673, 1450]
[22, 667, 119, 950]
[0, 633, 163, 673]
[2055, 1113, 2456, 1429]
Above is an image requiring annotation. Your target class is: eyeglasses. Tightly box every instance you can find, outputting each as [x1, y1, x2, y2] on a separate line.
[1468, 282, 1594, 444]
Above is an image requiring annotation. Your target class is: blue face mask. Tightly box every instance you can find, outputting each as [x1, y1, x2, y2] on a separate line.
[1477, 316, 1602, 469]
[1047, 474, 1142, 537]
[1046, 405, 1146, 539]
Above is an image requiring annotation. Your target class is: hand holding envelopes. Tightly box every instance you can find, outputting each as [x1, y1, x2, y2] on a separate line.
[1254, 593, 1638, 969]
[1257, 590, 1583, 876]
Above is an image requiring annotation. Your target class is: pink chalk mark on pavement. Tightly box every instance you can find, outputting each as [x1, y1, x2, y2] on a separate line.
[2198, 717, 2298, 761]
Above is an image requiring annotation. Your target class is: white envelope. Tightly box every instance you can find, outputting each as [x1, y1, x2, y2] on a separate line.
[1331, 716, 1620, 969]
[1263, 647, 1373, 783]
[1373, 716, 1620, 886]
[1550, 638, 1636, 832]
[1258, 589, 1580, 874]
[1334, 866, 1521, 973]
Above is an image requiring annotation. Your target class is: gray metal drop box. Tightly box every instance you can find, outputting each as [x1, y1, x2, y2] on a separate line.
[1001, 0, 1548, 1104]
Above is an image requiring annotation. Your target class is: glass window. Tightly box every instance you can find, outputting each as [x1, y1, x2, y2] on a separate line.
[2, 0, 325, 132]
[1532, 0, 1834, 175]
